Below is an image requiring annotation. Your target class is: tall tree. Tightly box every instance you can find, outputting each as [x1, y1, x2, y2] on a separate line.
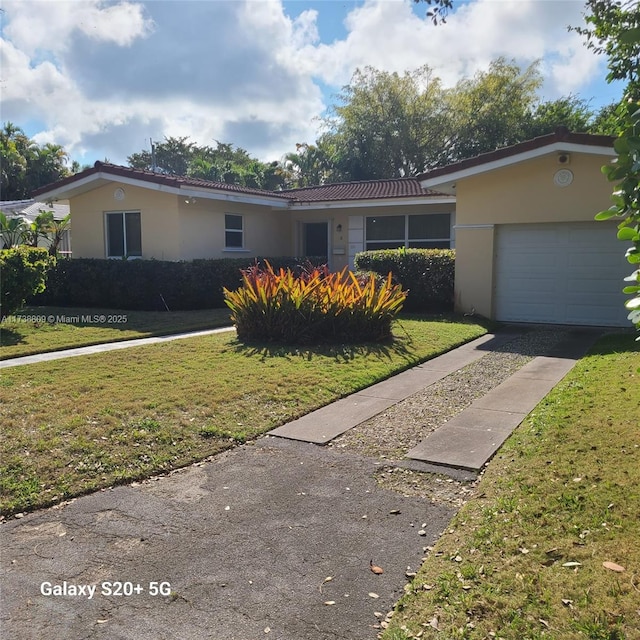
[0, 123, 71, 200]
[324, 65, 450, 180]
[280, 143, 335, 188]
[127, 137, 286, 190]
[444, 58, 542, 162]
[523, 95, 595, 139]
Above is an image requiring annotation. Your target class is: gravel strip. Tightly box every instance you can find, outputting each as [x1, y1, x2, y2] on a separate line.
[328, 328, 570, 462]
[329, 328, 571, 506]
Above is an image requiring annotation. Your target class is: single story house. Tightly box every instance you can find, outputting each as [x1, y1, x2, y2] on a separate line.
[33, 129, 629, 327]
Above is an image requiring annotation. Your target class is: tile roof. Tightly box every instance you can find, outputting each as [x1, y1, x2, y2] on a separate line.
[33, 162, 448, 204]
[283, 178, 447, 202]
[33, 162, 292, 201]
[417, 128, 615, 182]
[0, 199, 69, 221]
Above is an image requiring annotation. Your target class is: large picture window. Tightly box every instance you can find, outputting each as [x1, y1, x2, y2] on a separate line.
[225, 214, 244, 249]
[106, 211, 141, 258]
[365, 213, 451, 251]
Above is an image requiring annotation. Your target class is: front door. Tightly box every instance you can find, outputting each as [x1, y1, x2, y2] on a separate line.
[303, 222, 328, 260]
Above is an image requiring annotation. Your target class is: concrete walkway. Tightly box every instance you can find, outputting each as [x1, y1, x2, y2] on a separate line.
[0, 326, 235, 369]
[406, 331, 599, 470]
[269, 332, 517, 444]
[271, 330, 599, 471]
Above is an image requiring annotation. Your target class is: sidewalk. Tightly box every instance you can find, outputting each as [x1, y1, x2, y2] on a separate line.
[0, 326, 235, 369]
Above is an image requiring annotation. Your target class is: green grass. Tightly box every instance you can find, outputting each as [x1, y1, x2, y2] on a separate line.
[0, 314, 487, 516]
[382, 332, 640, 640]
[0, 306, 233, 359]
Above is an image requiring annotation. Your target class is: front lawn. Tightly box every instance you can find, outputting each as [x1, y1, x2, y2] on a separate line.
[0, 306, 233, 360]
[383, 332, 640, 640]
[0, 315, 486, 516]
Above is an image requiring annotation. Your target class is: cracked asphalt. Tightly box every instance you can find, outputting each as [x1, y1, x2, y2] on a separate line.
[1, 437, 457, 640]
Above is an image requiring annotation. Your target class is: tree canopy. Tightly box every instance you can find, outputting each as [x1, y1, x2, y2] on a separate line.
[305, 58, 616, 184]
[127, 138, 286, 191]
[0, 123, 73, 200]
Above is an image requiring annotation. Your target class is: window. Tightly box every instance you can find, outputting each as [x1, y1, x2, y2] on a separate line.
[225, 214, 243, 249]
[365, 213, 451, 250]
[106, 211, 141, 258]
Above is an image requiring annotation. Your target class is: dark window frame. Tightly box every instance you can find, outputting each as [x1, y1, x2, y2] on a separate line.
[365, 213, 451, 251]
[105, 211, 142, 258]
[224, 213, 244, 249]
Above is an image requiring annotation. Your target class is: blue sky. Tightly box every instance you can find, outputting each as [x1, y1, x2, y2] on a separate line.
[0, 0, 624, 169]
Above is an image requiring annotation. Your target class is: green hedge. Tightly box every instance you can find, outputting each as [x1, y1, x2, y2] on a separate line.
[354, 248, 455, 312]
[32, 257, 325, 311]
[1, 247, 56, 318]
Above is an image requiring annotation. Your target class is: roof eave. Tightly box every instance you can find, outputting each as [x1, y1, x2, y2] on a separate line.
[291, 195, 455, 210]
[420, 142, 616, 191]
[35, 170, 291, 208]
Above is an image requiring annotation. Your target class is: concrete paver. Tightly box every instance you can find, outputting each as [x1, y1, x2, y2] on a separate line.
[406, 330, 600, 470]
[269, 332, 518, 444]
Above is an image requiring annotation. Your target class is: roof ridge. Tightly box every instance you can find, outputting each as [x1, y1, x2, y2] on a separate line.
[283, 176, 419, 194]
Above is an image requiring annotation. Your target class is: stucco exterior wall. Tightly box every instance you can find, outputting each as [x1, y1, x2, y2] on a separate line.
[178, 200, 289, 260]
[453, 226, 495, 318]
[453, 151, 615, 318]
[69, 183, 181, 260]
[455, 153, 613, 226]
[291, 202, 456, 272]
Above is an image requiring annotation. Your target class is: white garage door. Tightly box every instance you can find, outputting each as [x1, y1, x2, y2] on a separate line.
[495, 222, 631, 327]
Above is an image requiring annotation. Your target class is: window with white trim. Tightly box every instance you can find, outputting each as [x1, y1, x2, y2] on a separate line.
[365, 213, 451, 250]
[225, 214, 244, 249]
[106, 211, 141, 258]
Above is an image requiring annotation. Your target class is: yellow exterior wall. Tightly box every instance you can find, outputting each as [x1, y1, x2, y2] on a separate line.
[455, 153, 612, 225]
[69, 183, 291, 261]
[453, 226, 494, 318]
[69, 182, 181, 260]
[178, 199, 289, 260]
[290, 202, 455, 272]
[453, 151, 614, 318]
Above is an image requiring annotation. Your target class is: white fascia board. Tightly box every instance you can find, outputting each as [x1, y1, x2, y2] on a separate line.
[453, 224, 495, 229]
[38, 171, 291, 208]
[292, 196, 456, 210]
[179, 186, 290, 208]
[420, 143, 616, 190]
[36, 173, 110, 202]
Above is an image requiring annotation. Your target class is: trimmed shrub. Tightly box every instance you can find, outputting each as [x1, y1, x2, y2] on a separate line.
[224, 262, 407, 344]
[1, 247, 56, 318]
[354, 248, 454, 312]
[31, 256, 325, 311]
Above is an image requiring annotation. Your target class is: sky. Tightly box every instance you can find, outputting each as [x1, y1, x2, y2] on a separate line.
[0, 0, 625, 169]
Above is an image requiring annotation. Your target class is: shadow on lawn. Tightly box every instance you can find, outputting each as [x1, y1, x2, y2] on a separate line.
[231, 334, 415, 363]
[0, 328, 26, 348]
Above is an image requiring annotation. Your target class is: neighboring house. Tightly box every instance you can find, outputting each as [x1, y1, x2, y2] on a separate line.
[0, 199, 72, 254]
[33, 129, 626, 327]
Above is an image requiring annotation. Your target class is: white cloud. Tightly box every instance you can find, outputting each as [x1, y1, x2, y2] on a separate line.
[3, 0, 154, 55]
[0, 0, 610, 169]
[298, 0, 603, 97]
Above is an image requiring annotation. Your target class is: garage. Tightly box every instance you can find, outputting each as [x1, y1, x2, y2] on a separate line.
[494, 222, 630, 327]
